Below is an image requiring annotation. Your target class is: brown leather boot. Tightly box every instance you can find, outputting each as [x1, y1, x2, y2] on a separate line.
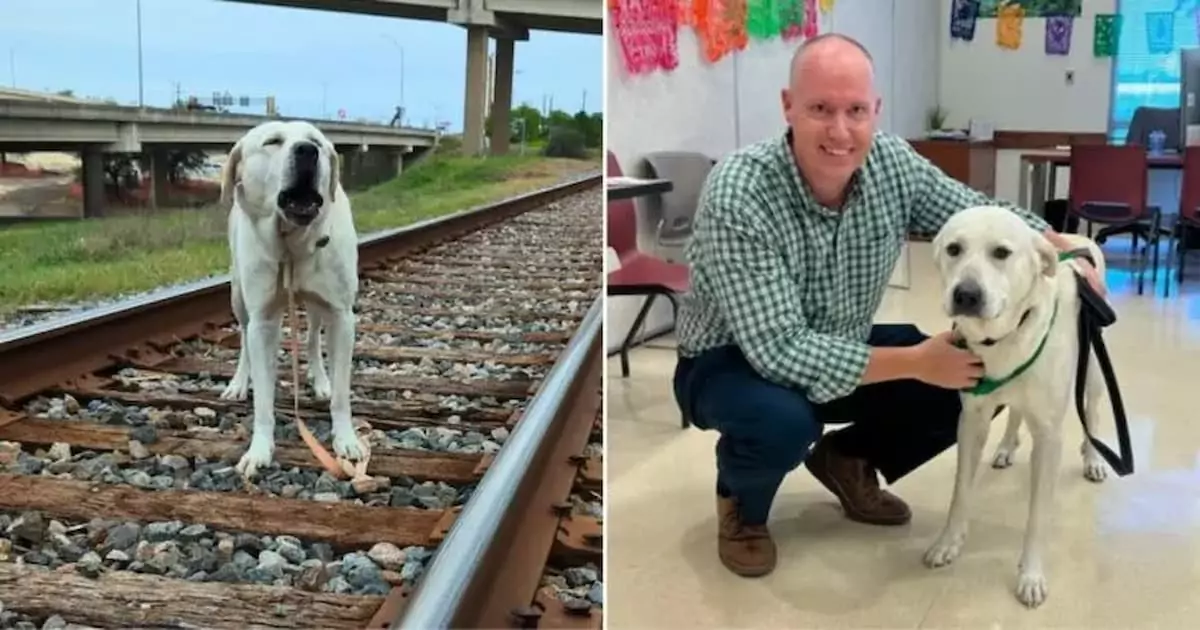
[717, 495, 776, 577]
[804, 433, 912, 525]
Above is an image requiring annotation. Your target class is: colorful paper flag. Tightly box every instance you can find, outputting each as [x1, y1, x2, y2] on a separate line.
[747, 0, 782, 39]
[950, 0, 979, 42]
[1093, 13, 1121, 57]
[693, 0, 749, 63]
[1146, 11, 1174, 54]
[609, 0, 680, 75]
[1045, 15, 1073, 55]
[996, 2, 1024, 50]
[776, 0, 807, 40]
[782, 0, 817, 40]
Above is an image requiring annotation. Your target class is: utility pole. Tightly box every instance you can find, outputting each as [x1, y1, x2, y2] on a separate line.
[136, 0, 144, 108]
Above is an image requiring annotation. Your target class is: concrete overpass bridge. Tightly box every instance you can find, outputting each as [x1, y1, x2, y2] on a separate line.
[0, 98, 440, 217]
[222, 0, 603, 156]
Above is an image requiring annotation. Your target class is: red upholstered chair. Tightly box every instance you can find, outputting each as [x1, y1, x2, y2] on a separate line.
[606, 151, 690, 425]
[1167, 146, 1200, 297]
[1067, 143, 1161, 295]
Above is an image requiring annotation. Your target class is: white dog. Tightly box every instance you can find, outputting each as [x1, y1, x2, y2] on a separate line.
[924, 205, 1111, 608]
[218, 120, 364, 478]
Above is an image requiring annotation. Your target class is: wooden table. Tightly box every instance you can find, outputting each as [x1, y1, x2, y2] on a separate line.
[1017, 149, 1183, 217]
[606, 177, 673, 201]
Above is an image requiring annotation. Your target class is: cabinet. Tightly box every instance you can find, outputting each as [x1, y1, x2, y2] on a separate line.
[907, 139, 997, 197]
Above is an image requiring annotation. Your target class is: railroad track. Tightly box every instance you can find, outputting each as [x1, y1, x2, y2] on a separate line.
[0, 175, 604, 630]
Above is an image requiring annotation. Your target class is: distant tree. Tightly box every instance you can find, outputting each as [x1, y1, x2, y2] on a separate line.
[485, 103, 544, 143]
[89, 150, 209, 200]
[573, 110, 602, 148]
[544, 109, 574, 138]
[165, 150, 209, 183]
[482, 103, 602, 151]
[542, 125, 586, 159]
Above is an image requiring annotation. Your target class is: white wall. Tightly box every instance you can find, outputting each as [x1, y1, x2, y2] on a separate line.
[605, 0, 942, 353]
[936, 0, 1179, 215]
[938, 0, 1115, 133]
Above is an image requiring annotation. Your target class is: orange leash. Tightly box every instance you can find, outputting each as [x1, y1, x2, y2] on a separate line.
[283, 258, 375, 484]
[286, 285, 347, 478]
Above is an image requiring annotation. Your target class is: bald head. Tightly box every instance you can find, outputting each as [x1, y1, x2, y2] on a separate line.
[787, 33, 875, 93]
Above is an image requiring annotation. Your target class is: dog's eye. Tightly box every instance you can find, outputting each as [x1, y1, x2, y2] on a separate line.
[992, 246, 1012, 260]
[263, 137, 283, 147]
[945, 243, 962, 257]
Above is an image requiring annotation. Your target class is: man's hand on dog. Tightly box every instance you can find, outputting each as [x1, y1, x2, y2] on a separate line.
[913, 330, 984, 390]
[1042, 229, 1107, 298]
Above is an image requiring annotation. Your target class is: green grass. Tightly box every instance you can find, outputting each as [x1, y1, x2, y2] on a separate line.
[0, 151, 598, 314]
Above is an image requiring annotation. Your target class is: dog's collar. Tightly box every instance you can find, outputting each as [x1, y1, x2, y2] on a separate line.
[952, 249, 1079, 397]
[955, 298, 1059, 396]
[276, 217, 330, 250]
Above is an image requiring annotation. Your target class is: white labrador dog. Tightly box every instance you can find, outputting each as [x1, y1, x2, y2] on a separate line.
[924, 205, 1110, 608]
[218, 120, 364, 478]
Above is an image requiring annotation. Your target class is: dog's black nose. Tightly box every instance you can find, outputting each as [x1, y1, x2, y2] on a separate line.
[293, 141, 319, 164]
[951, 280, 984, 316]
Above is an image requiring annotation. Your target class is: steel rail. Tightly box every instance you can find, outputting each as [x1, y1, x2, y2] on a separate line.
[393, 295, 602, 630]
[0, 173, 601, 407]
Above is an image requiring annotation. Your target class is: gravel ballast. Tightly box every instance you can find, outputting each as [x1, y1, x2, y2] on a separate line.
[0, 509, 436, 596]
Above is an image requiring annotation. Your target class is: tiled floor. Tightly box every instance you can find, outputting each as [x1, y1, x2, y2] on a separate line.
[605, 240, 1200, 629]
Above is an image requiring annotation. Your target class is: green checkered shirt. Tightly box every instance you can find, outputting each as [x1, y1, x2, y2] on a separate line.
[676, 130, 1050, 403]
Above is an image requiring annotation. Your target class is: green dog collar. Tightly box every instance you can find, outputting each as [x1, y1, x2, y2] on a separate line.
[955, 299, 1058, 395]
[953, 250, 1075, 396]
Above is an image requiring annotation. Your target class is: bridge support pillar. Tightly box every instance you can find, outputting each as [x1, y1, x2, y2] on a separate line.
[80, 147, 105, 218]
[462, 25, 489, 157]
[339, 147, 358, 191]
[148, 148, 170, 209]
[489, 37, 515, 156]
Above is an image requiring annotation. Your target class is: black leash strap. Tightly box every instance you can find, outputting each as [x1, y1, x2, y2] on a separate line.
[1068, 248, 1134, 476]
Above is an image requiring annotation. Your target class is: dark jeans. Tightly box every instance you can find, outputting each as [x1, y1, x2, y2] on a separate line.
[672, 324, 962, 525]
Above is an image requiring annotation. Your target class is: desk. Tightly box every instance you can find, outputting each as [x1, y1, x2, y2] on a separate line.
[607, 177, 673, 201]
[1017, 149, 1183, 217]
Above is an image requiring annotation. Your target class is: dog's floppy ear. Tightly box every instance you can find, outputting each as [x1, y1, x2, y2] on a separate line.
[327, 148, 341, 202]
[220, 139, 244, 206]
[930, 225, 950, 267]
[1033, 231, 1058, 277]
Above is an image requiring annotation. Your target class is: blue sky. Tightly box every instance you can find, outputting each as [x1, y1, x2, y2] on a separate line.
[0, 0, 602, 131]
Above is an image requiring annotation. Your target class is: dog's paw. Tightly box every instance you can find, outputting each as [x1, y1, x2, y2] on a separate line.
[923, 531, 966, 568]
[236, 438, 274, 479]
[220, 378, 249, 401]
[310, 372, 332, 400]
[992, 447, 1017, 468]
[1015, 570, 1049, 608]
[1082, 457, 1108, 483]
[332, 427, 366, 461]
